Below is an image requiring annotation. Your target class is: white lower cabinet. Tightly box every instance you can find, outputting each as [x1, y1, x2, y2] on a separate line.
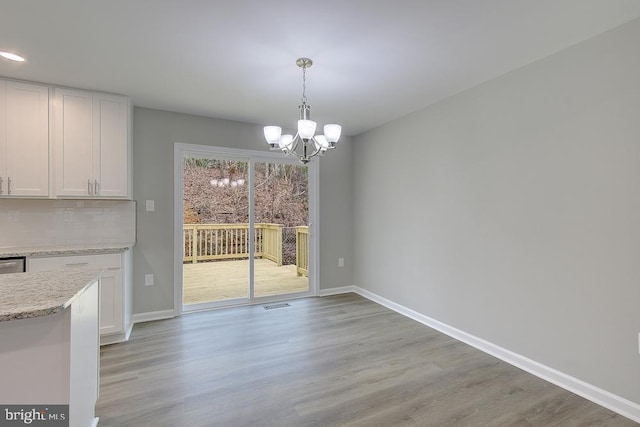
[97, 266, 123, 335]
[27, 251, 132, 345]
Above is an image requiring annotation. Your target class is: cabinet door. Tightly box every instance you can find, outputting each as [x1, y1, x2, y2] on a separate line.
[93, 94, 129, 198]
[5, 81, 49, 196]
[99, 268, 124, 335]
[0, 80, 6, 193]
[28, 253, 124, 337]
[54, 88, 94, 197]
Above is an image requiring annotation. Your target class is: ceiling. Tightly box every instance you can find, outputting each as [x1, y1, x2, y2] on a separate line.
[1, 1, 640, 137]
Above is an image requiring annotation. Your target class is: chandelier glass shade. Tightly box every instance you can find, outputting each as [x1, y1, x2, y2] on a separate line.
[264, 58, 341, 164]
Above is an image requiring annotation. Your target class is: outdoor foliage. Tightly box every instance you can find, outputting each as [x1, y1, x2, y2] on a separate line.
[183, 158, 308, 227]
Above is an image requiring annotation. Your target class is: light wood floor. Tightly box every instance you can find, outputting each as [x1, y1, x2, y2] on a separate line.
[96, 294, 635, 426]
[183, 259, 309, 304]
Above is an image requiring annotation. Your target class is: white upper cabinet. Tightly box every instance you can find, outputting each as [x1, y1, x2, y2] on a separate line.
[0, 79, 49, 197]
[54, 88, 130, 199]
[54, 88, 93, 197]
[94, 93, 129, 198]
[0, 79, 130, 200]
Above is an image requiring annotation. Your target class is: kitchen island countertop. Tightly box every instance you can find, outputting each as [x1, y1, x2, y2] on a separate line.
[0, 269, 102, 322]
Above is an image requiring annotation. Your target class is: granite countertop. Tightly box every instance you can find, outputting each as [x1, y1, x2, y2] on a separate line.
[0, 269, 102, 322]
[0, 242, 134, 258]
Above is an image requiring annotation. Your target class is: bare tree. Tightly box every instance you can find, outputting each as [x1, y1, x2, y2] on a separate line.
[183, 159, 308, 227]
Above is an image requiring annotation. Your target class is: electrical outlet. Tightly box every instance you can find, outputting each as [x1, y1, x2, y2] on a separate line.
[146, 200, 155, 212]
[338, 258, 344, 267]
[145, 274, 154, 286]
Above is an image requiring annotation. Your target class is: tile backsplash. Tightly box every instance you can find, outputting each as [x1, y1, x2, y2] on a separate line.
[0, 199, 136, 248]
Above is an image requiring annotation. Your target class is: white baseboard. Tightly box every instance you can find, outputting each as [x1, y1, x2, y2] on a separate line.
[352, 286, 640, 424]
[318, 285, 355, 296]
[124, 322, 134, 340]
[100, 333, 123, 346]
[132, 309, 175, 324]
[100, 322, 135, 346]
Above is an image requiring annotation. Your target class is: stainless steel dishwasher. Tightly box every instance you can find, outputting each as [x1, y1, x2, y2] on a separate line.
[0, 257, 26, 274]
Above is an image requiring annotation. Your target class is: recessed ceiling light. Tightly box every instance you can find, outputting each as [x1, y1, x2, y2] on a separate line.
[0, 51, 26, 62]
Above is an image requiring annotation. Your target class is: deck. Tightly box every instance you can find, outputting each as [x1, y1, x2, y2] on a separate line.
[183, 258, 309, 305]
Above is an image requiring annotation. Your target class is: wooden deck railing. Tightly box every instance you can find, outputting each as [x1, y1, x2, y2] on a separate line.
[259, 224, 283, 265]
[183, 223, 283, 265]
[183, 223, 309, 274]
[296, 226, 309, 277]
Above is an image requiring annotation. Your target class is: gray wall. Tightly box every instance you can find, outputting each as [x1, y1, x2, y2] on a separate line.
[132, 108, 353, 314]
[352, 19, 640, 404]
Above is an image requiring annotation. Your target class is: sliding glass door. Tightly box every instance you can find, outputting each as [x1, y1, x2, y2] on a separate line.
[182, 156, 250, 307]
[253, 161, 309, 298]
[176, 145, 315, 312]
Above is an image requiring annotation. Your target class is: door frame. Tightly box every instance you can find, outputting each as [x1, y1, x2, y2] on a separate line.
[173, 142, 319, 315]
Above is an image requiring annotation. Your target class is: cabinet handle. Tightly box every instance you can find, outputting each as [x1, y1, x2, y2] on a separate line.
[7, 177, 11, 195]
[95, 179, 99, 196]
[65, 262, 89, 267]
[0, 262, 18, 269]
[88, 179, 93, 196]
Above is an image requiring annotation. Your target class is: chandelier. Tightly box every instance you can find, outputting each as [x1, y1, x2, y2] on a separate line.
[264, 58, 342, 164]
